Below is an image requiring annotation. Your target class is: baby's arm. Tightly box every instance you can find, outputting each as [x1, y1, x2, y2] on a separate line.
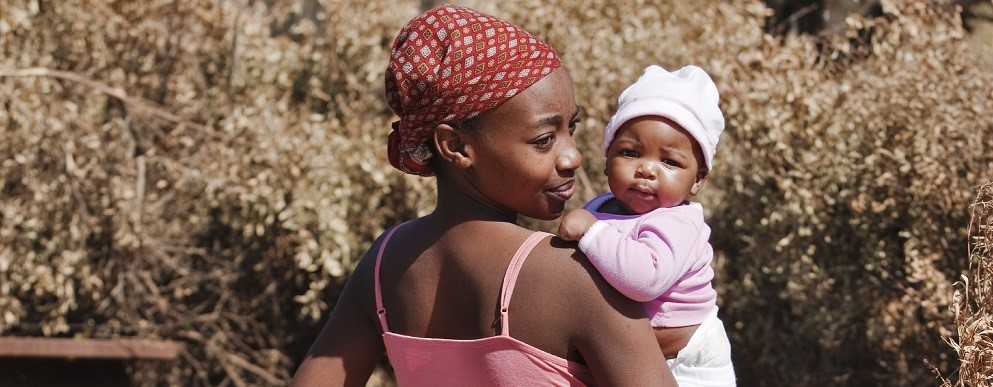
[558, 208, 598, 241]
[577, 210, 708, 302]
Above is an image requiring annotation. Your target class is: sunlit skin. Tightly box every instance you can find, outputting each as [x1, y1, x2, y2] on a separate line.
[433, 67, 583, 221]
[603, 116, 707, 214]
[558, 116, 708, 240]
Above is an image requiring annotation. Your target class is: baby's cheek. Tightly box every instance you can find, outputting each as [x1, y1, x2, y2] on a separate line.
[658, 190, 686, 208]
[646, 162, 666, 176]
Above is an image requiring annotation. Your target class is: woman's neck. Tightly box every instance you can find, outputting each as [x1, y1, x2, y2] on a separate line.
[430, 175, 517, 226]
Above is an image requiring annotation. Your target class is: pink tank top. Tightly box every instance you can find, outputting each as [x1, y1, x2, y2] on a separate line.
[374, 225, 594, 386]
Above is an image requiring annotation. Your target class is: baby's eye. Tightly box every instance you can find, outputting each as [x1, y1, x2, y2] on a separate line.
[662, 159, 681, 167]
[620, 149, 638, 158]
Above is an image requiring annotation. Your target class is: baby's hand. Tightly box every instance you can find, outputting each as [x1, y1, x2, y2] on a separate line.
[558, 209, 597, 241]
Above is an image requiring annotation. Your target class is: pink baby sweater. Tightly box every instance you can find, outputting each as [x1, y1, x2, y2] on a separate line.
[579, 193, 717, 328]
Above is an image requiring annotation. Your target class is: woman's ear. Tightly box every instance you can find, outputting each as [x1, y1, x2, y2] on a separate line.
[433, 123, 474, 169]
[690, 172, 708, 196]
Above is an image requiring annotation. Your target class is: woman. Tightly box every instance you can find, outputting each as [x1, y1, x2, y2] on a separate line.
[291, 6, 675, 386]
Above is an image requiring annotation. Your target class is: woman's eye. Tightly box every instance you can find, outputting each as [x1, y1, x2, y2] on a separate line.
[533, 135, 555, 149]
[620, 149, 638, 157]
[568, 119, 580, 135]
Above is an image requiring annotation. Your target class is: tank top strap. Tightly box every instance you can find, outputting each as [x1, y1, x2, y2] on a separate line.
[498, 231, 553, 335]
[374, 222, 406, 333]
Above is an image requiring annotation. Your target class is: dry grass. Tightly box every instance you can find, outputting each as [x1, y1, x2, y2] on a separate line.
[943, 182, 993, 387]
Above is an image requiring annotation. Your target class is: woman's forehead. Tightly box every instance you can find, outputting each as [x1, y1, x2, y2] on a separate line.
[483, 68, 576, 128]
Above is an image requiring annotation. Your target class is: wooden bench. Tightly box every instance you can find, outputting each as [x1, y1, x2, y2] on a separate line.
[0, 337, 183, 387]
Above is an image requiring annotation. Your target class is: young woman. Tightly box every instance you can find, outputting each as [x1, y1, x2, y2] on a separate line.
[291, 6, 675, 386]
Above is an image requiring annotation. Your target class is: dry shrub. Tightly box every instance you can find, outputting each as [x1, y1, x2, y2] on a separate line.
[1, 0, 429, 385]
[481, 0, 993, 385]
[2, 0, 991, 386]
[944, 182, 993, 387]
[705, 2, 993, 385]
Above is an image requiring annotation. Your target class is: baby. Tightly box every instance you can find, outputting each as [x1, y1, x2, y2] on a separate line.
[559, 65, 736, 386]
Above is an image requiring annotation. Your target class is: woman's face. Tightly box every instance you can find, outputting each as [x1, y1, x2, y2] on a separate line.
[463, 67, 582, 220]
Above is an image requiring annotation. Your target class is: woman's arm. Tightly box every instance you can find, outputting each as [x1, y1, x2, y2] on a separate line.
[290, 246, 384, 387]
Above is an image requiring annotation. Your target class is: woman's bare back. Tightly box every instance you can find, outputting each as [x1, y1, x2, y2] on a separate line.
[369, 216, 674, 372]
[293, 217, 674, 386]
[372, 219, 583, 360]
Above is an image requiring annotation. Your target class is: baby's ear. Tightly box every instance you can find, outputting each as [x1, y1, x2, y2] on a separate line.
[690, 172, 708, 196]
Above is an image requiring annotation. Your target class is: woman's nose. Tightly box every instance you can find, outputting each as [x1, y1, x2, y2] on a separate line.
[556, 140, 581, 173]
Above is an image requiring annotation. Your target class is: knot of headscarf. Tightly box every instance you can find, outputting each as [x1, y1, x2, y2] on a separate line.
[385, 5, 561, 176]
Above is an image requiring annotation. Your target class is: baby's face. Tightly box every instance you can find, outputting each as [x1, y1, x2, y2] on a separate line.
[604, 116, 706, 214]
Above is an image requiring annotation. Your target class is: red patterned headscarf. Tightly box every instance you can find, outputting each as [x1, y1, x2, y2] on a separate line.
[386, 5, 562, 176]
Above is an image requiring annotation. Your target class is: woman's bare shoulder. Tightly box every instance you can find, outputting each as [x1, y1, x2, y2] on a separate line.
[524, 236, 672, 386]
[340, 225, 405, 318]
[526, 236, 646, 319]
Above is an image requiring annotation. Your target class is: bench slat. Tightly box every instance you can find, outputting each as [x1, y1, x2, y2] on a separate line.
[0, 337, 182, 360]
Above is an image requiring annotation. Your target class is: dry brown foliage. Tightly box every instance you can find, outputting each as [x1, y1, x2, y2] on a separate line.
[944, 182, 993, 387]
[2, 0, 991, 386]
[2, 0, 430, 385]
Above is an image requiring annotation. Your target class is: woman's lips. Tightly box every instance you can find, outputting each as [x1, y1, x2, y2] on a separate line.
[546, 179, 575, 201]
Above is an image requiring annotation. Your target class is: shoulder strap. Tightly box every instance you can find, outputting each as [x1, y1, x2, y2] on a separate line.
[498, 232, 552, 335]
[374, 223, 405, 333]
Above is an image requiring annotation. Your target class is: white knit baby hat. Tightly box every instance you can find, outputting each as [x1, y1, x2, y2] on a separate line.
[602, 65, 725, 171]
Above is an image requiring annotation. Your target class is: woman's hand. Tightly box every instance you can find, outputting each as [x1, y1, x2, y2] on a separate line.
[558, 209, 597, 241]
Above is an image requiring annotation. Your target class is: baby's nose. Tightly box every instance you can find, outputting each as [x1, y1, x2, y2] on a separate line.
[635, 161, 660, 179]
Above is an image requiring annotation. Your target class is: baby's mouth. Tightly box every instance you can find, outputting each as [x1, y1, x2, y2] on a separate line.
[631, 185, 656, 197]
[627, 185, 658, 203]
